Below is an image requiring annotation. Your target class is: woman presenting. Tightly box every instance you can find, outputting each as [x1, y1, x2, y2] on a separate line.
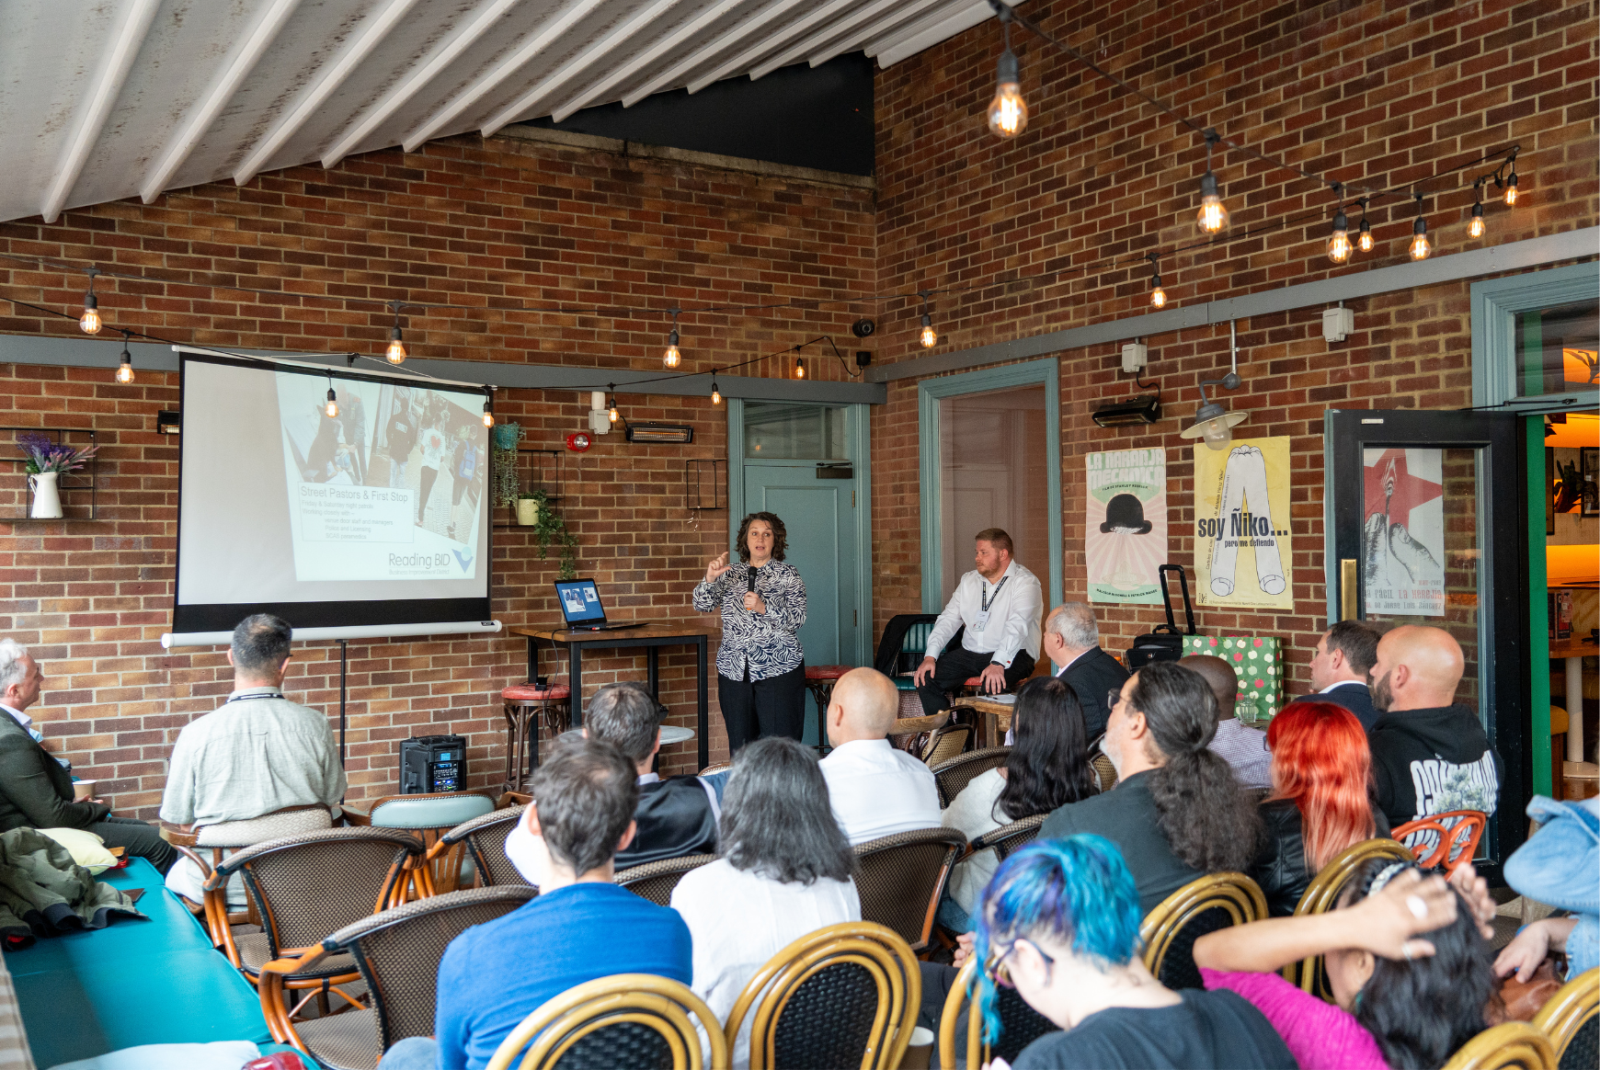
[693, 511, 807, 753]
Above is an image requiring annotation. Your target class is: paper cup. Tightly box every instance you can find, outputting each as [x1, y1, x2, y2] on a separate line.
[901, 1026, 934, 1070]
[72, 780, 97, 801]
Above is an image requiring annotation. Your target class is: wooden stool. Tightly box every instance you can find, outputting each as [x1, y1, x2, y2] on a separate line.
[502, 683, 571, 793]
[804, 665, 851, 754]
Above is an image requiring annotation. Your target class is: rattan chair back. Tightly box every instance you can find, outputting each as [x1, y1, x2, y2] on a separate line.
[853, 827, 967, 951]
[1286, 836, 1413, 995]
[931, 747, 1011, 807]
[437, 806, 530, 888]
[724, 921, 919, 1070]
[1533, 967, 1598, 1070]
[614, 853, 717, 906]
[1440, 1022, 1556, 1070]
[1139, 872, 1267, 991]
[698, 762, 732, 775]
[484, 973, 727, 1070]
[1088, 736, 1117, 793]
[1393, 809, 1488, 875]
[921, 724, 972, 766]
[970, 814, 1048, 863]
[936, 956, 1059, 1070]
[363, 790, 498, 896]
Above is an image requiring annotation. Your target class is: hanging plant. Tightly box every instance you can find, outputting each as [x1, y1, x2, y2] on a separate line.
[491, 422, 523, 507]
[522, 486, 579, 580]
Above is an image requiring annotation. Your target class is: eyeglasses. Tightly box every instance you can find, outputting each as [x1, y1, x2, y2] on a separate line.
[983, 938, 1056, 988]
[1106, 688, 1126, 715]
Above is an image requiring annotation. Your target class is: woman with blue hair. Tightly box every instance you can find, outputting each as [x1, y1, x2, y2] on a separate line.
[972, 835, 1295, 1069]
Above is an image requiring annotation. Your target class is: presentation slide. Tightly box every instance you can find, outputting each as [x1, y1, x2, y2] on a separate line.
[174, 353, 492, 635]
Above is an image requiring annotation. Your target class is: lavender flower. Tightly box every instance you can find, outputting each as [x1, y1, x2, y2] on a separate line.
[17, 432, 97, 475]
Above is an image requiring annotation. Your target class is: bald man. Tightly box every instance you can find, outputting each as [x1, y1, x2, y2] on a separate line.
[1367, 625, 1503, 830]
[817, 668, 940, 844]
[1180, 654, 1271, 789]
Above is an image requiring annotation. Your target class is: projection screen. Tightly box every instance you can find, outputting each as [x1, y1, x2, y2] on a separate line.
[166, 350, 497, 645]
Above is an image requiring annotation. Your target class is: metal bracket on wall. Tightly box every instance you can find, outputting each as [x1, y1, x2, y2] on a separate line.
[687, 459, 723, 511]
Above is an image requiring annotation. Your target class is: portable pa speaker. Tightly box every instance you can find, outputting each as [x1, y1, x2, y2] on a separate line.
[399, 735, 467, 794]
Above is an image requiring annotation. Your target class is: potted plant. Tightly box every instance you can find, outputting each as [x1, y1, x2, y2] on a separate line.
[491, 421, 523, 511]
[515, 492, 540, 526]
[521, 486, 579, 580]
[17, 432, 96, 519]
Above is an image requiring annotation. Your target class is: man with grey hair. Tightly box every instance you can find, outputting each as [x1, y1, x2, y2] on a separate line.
[583, 681, 723, 868]
[1041, 602, 1129, 738]
[159, 614, 345, 903]
[0, 638, 176, 871]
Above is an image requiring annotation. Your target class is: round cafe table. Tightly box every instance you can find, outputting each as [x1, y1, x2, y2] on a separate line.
[559, 725, 697, 746]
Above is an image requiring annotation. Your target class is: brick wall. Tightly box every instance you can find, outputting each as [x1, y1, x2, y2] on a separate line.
[870, 0, 1598, 694]
[0, 132, 876, 813]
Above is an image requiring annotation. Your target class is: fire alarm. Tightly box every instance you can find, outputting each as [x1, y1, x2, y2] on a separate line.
[565, 432, 592, 452]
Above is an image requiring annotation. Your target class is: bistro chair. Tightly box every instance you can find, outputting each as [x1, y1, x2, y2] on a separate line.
[346, 790, 498, 897]
[484, 974, 726, 1070]
[162, 803, 333, 925]
[920, 722, 973, 766]
[724, 921, 920, 1070]
[853, 827, 967, 953]
[1087, 735, 1117, 793]
[1139, 872, 1268, 991]
[1393, 809, 1488, 876]
[260, 886, 536, 1070]
[937, 956, 1059, 1070]
[930, 746, 1011, 807]
[970, 813, 1049, 864]
[614, 853, 717, 907]
[501, 682, 573, 792]
[697, 762, 731, 776]
[1440, 1022, 1556, 1070]
[426, 805, 529, 889]
[1286, 837, 1414, 995]
[1533, 967, 1598, 1070]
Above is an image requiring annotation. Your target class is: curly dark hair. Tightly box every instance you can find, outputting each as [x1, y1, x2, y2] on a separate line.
[735, 511, 788, 562]
[994, 677, 1097, 822]
[1342, 859, 1493, 1069]
[1131, 661, 1261, 873]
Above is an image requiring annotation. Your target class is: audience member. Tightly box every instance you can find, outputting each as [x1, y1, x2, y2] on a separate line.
[1195, 859, 1496, 1070]
[379, 737, 691, 1070]
[585, 681, 720, 868]
[973, 836, 1296, 1070]
[940, 677, 1096, 932]
[1250, 700, 1385, 916]
[1299, 621, 1383, 731]
[1181, 654, 1270, 789]
[819, 668, 940, 844]
[160, 615, 346, 904]
[0, 639, 175, 873]
[671, 737, 858, 1067]
[1496, 795, 1598, 983]
[1039, 661, 1259, 914]
[914, 528, 1042, 715]
[1367, 626, 1502, 831]
[1039, 603, 1128, 738]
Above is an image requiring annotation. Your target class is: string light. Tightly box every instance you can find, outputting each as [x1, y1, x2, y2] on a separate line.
[607, 384, 619, 424]
[918, 292, 937, 348]
[794, 354, 806, 379]
[482, 398, 494, 428]
[385, 301, 407, 364]
[1195, 130, 1228, 235]
[1148, 255, 1166, 308]
[1326, 184, 1352, 265]
[1357, 199, 1374, 252]
[1408, 193, 1431, 261]
[115, 331, 134, 384]
[324, 378, 340, 418]
[986, 7, 1027, 138]
[663, 308, 681, 369]
[1468, 181, 1486, 239]
[79, 268, 101, 335]
[710, 378, 721, 405]
[1503, 166, 1519, 206]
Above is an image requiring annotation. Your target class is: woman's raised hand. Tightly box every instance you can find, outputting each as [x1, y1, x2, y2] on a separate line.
[705, 551, 732, 584]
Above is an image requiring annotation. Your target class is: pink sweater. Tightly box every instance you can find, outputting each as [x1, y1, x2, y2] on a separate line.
[1201, 968, 1388, 1070]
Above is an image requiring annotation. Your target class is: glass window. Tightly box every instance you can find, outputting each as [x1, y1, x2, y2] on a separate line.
[1516, 298, 1599, 399]
[744, 403, 847, 459]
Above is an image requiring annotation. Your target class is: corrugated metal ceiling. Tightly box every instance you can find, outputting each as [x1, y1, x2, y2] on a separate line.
[0, 0, 998, 224]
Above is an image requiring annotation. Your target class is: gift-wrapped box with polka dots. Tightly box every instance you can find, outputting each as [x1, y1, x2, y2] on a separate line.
[1181, 635, 1283, 725]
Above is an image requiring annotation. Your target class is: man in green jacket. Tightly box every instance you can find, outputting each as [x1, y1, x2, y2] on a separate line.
[0, 640, 174, 872]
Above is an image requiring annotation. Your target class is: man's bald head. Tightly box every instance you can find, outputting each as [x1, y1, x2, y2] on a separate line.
[1178, 654, 1238, 721]
[1370, 625, 1465, 713]
[826, 667, 901, 746]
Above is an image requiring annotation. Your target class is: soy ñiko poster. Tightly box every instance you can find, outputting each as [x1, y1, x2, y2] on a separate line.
[1193, 436, 1294, 610]
[1362, 447, 1445, 616]
[1085, 448, 1167, 604]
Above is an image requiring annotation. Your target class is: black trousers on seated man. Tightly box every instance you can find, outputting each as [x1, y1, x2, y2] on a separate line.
[917, 647, 1035, 717]
[91, 815, 177, 874]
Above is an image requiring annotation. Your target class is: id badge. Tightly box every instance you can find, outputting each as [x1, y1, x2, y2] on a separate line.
[972, 608, 992, 632]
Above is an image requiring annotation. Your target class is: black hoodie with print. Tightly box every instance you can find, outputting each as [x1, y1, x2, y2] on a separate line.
[1369, 703, 1504, 829]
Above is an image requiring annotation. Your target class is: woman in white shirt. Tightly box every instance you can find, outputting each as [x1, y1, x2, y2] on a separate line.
[671, 736, 859, 1068]
[939, 676, 1097, 932]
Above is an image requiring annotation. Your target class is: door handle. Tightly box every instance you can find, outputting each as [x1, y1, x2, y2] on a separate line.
[1339, 559, 1359, 621]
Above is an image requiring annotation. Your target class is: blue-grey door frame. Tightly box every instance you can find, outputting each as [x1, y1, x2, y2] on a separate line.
[918, 358, 1063, 613]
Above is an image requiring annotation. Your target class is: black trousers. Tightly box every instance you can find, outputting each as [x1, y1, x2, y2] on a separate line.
[917, 646, 1036, 717]
[90, 815, 177, 874]
[719, 662, 807, 755]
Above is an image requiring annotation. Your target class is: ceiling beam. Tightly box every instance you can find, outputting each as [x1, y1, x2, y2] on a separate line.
[806, 0, 954, 69]
[871, 1, 992, 66]
[139, 0, 302, 204]
[619, 0, 808, 108]
[234, 0, 421, 186]
[42, 0, 161, 223]
[687, 0, 861, 94]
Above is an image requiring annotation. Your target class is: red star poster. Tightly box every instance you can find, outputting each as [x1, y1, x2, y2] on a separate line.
[1362, 447, 1445, 616]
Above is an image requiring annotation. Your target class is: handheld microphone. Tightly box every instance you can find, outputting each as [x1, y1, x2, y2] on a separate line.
[747, 566, 759, 594]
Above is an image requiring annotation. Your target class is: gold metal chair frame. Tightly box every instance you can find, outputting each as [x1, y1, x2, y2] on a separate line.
[937, 956, 984, 1070]
[723, 921, 919, 1070]
[1440, 1021, 1556, 1070]
[1532, 966, 1598, 1065]
[483, 973, 728, 1070]
[1285, 837, 1413, 995]
[1138, 871, 1267, 983]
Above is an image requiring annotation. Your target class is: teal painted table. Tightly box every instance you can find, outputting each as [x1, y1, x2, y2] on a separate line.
[2, 858, 277, 1068]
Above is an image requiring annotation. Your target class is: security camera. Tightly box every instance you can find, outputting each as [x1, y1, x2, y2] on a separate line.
[851, 318, 876, 338]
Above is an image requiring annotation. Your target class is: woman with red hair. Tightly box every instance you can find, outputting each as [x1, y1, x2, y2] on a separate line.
[1250, 700, 1387, 916]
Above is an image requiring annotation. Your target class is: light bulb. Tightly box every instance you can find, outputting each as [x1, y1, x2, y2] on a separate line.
[1358, 220, 1374, 252]
[1196, 171, 1228, 235]
[710, 380, 721, 405]
[794, 357, 806, 379]
[608, 403, 618, 423]
[1151, 284, 1166, 309]
[988, 82, 1027, 138]
[482, 408, 494, 428]
[1327, 229, 1352, 264]
[386, 329, 407, 364]
[1503, 172, 1518, 206]
[116, 352, 134, 384]
[1200, 416, 1233, 450]
[1409, 233, 1431, 260]
[325, 388, 339, 418]
[664, 327, 681, 369]
[1468, 203, 1485, 239]
[919, 312, 937, 348]
[79, 295, 101, 335]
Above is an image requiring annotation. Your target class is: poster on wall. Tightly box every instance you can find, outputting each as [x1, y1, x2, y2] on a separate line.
[1362, 447, 1445, 617]
[1085, 448, 1167, 604]
[1194, 436, 1294, 610]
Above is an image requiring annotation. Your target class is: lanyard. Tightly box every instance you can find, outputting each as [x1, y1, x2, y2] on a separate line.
[227, 693, 284, 703]
[980, 575, 1010, 614]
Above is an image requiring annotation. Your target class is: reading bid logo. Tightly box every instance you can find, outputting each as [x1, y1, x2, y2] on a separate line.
[389, 552, 452, 573]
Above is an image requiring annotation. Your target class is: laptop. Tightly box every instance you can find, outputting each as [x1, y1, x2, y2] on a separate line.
[553, 578, 649, 632]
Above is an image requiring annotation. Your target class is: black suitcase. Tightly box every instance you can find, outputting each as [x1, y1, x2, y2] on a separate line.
[1124, 565, 1199, 670]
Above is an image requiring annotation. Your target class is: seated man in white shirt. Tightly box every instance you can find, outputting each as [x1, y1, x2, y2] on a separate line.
[912, 527, 1043, 717]
[818, 668, 940, 845]
[160, 614, 346, 905]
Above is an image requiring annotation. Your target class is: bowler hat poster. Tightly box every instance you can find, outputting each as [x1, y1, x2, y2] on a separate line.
[1086, 448, 1167, 604]
[1193, 436, 1295, 611]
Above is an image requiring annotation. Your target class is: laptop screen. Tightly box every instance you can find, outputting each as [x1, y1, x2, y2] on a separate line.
[554, 579, 606, 625]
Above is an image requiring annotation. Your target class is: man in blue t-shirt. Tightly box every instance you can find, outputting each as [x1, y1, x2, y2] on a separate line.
[377, 737, 692, 1070]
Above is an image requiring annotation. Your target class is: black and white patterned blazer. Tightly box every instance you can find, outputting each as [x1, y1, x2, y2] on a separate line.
[692, 560, 807, 681]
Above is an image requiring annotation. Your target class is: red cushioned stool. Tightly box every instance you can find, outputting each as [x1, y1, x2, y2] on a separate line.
[805, 665, 851, 755]
[502, 683, 572, 793]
